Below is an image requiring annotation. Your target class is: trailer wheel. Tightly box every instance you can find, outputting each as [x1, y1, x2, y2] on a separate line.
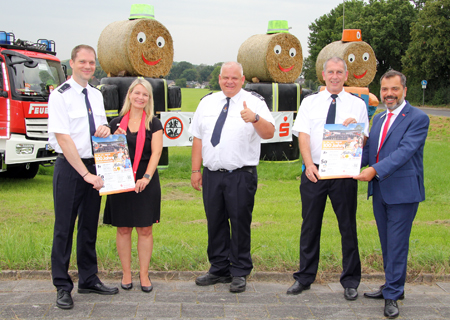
[2, 162, 40, 179]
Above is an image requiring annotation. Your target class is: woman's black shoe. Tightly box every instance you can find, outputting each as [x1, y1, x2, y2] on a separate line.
[121, 276, 133, 290]
[140, 276, 153, 293]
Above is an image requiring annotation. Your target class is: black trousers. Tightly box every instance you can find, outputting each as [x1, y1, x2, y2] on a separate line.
[51, 157, 101, 292]
[202, 167, 257, 277]
[294, 171, 361, 288]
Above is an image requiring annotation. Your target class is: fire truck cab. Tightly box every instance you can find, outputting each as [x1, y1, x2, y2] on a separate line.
[0, 31, 65, 178]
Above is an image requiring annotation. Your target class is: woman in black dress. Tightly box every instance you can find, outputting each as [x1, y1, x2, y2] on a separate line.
[104, 78, 163, 292]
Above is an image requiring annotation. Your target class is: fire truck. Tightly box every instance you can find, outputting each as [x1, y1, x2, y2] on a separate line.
[0, 31, 66, 178]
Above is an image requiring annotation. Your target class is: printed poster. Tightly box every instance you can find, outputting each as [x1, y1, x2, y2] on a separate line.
[319, 123, 365, 179]
[92, 134, 135, 196]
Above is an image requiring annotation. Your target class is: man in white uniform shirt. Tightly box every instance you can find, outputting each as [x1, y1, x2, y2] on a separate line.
[190, 61, 275, 293]
[48, 45, 118, 310]
[287, 57, 369, 300]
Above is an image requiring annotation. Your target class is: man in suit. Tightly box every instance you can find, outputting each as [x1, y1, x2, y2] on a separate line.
[354, 70, 429, 319]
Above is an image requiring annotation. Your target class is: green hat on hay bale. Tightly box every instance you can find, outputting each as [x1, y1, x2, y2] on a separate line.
[129, 4, 155, 20]
[267, 20, 291, 34]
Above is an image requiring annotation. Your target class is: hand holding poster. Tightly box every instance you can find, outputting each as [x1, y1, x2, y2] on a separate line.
[319, 123, 365, 179]
[92, 134, 135, 196]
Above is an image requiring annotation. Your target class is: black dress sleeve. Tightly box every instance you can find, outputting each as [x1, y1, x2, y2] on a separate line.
[150, 117, 163, 134]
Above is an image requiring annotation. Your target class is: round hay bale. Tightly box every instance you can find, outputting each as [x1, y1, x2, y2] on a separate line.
[316, 41, 376, 87]
[237, 33, 302, 83]
[98, 19, 173, 78]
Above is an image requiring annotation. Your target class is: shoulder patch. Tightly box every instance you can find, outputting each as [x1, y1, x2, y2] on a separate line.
[89, 83, 101, 91]
[349, 92, 366, 102]
[200, 92, 213, 100]
[58, 83, 71, 94]
[250, 91, 265, 101]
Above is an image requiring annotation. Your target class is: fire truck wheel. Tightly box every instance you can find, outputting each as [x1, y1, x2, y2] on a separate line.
[2, 162, 40, 179]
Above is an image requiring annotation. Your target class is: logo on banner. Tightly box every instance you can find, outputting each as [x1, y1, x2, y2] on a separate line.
[279, 116, 290, 137]
[164, 116, 183, 140]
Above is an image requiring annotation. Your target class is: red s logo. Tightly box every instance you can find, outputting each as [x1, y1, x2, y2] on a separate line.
[279, 116, 290, 137]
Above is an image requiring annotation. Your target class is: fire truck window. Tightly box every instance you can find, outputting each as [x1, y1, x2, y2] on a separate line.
[11, 56, 65, 96]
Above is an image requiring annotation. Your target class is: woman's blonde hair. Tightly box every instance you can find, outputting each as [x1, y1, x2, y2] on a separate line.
[120, 78, 154, 130]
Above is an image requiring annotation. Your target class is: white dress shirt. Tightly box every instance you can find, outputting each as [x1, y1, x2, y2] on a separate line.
[190, 89, 275, 171]
[293, 88, 369, 164]
[377, 100, 406, 150]
[48, 77, 107, 158]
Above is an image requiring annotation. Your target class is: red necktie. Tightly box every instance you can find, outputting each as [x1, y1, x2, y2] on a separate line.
[376, 112, 393, 162]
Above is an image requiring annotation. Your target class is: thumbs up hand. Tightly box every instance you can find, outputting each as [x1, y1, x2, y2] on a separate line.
[240, 101, 256, 123]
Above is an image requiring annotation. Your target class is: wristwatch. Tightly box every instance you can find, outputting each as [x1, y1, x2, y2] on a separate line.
[143, 174, 151, 180]
[253, 114, 260, 123]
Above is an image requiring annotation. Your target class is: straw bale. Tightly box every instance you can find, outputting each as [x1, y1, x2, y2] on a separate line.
[98, 19, 173, 78]
[316, 41, 376, 87]
[238, 33, 302, 83]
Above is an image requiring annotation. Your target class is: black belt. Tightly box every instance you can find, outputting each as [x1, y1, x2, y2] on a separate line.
[57, 153, 96, 166]
[216, 166, 255, 174]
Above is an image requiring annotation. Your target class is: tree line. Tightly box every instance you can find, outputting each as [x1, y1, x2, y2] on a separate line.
[302, 0, 450, 105]
[63, 0, 448, 105]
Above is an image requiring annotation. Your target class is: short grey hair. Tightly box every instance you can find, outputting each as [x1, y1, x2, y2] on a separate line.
[220, 61, 244, 77]
[323, 56, 347, 73]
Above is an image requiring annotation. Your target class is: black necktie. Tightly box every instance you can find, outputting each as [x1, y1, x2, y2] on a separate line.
[211, 97, 230, 147]
[82, 88, 96, 137]
[326, 94, 338, 124]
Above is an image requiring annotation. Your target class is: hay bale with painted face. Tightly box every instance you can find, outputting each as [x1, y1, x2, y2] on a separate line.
[237, 21, 302, 83]
[316, 30, 378, 119]
[98, 5, 173, 78]
[316, 30, 376, 87]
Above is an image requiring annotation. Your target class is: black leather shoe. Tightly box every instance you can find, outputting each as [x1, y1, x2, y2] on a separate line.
[195, 272, 232, 286]
[140, 276, 153, 293]
[364, 285, 405, 300]
[344, 287, 358, 300]
[229, 276, 246, 293]
[384, 299, 399, 319]
[78, 282, 119, 295]
[286, 281, 311, 295]
[56, 289, 73, 309]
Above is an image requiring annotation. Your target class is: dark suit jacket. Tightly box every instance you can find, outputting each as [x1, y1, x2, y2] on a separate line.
[361, 101, 430, 204]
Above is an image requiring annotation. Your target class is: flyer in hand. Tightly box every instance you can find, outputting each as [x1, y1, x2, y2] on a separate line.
[319, 123, 365, 179]
[92, 134, 135, 196]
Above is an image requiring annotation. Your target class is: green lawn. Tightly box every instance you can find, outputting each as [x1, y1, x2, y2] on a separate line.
[0, 89, 449, 275]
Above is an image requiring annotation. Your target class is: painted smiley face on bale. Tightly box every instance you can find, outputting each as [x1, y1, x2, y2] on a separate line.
[98, 18, 174, 77]
[343, 41, 376, 87]
[316, 40, 377, 87]
[129, 19, 174, 77]
[266, 33, 303, 83]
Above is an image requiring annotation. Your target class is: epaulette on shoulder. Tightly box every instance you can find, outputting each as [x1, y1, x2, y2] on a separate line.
[349, 92, 366, 102]
[58, 83, 71, 94]
[89, 83, 101, 91]
[200, 92, 213, 100]
[250, 91, 265, 101]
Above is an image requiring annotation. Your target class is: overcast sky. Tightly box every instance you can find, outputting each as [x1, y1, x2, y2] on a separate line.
[3, 0, 343, 65]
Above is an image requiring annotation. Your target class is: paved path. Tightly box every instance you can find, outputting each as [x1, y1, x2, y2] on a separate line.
[415, 106, 450, 117]
[1, 275, 449, 320]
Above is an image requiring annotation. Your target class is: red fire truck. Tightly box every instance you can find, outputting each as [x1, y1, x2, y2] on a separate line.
[0, 31, 65, 178]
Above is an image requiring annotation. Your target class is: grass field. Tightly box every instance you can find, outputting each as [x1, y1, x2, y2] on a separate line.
[0, 88, 449, 276]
